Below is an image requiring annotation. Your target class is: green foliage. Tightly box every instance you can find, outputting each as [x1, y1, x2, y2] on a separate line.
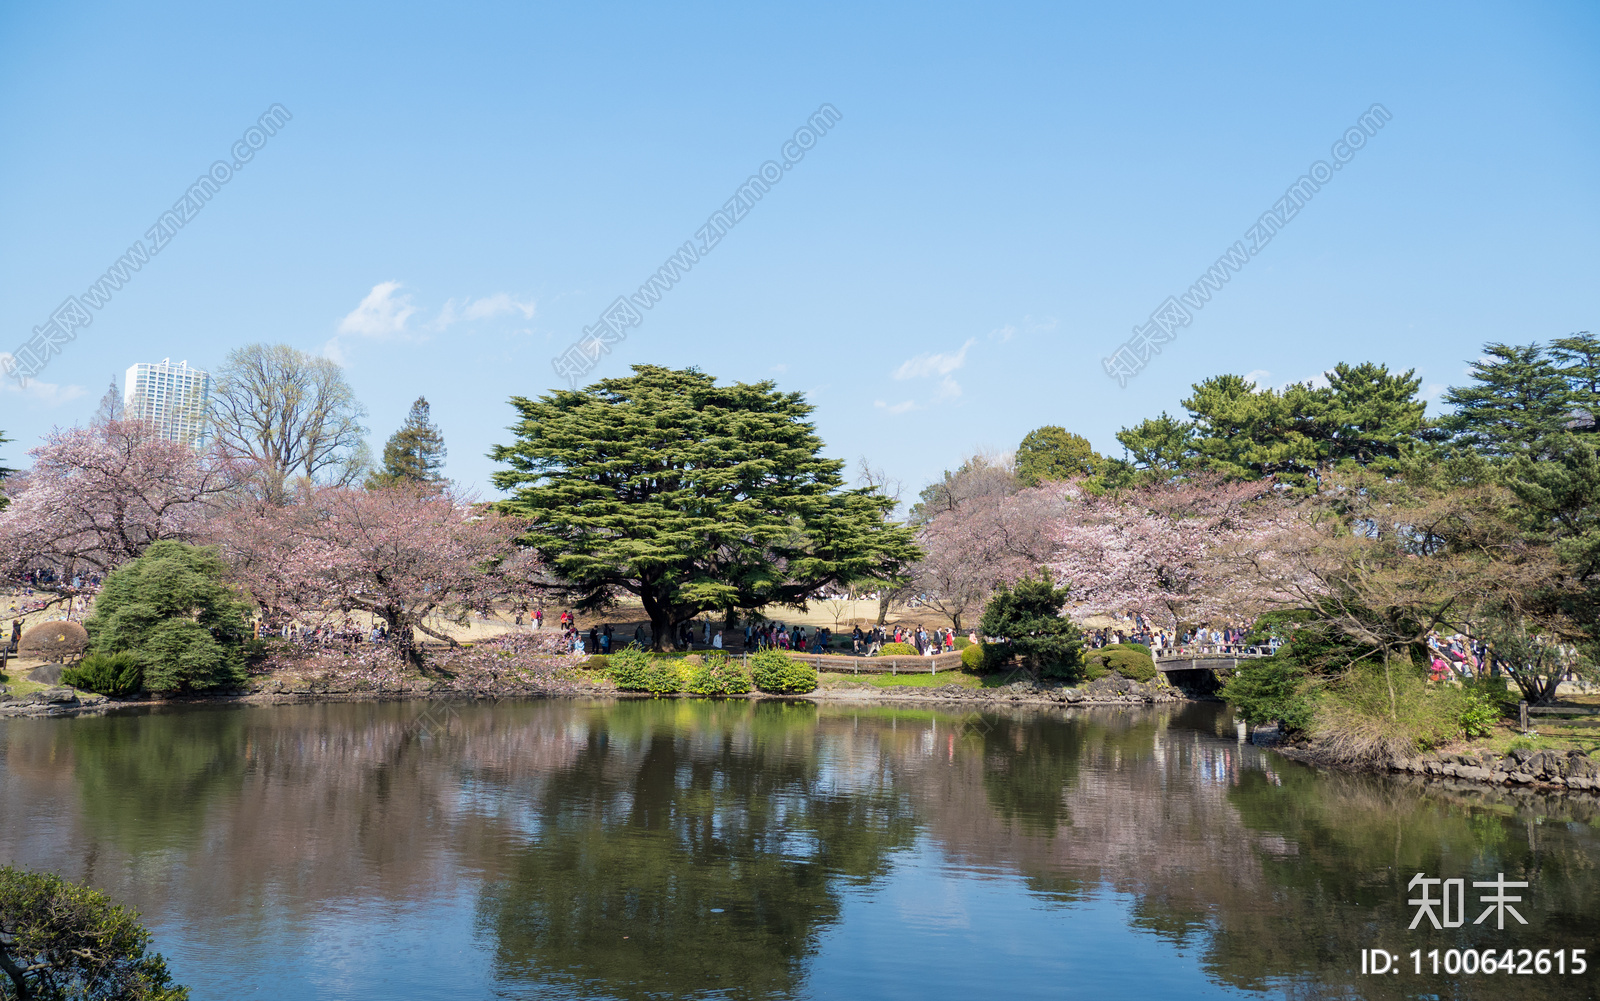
[1118, 641, 1152, 658]
[1015, 426, 1104, 485]
[607, 645, 652, 690]
[642, 658, 685, 696]
[1313, 661, 1481, 761]
[580, 655, 610, 672]
[1221, 658, 1319, 733]
[977, 569, 1083, 679]
[953, 636, 971, 649]
[960, 642, 988, 672]
[1081, 644, 1156, 683]
[366, 396, 447, 488]
[490, 366, 920, 648]
[0, 864, 188, 1000]
[1115, 411, 1196, 472]
[60, 653, 143, 698]
[1119, 364, 1428, 487]
[1440, 342, 1571, 457]
[748, 650, 818, 694]
[877, 642, 917, 656]
[84, 541, 250, 693]
[684, 652, 751, 696]
[1455, 688, 1502, 738]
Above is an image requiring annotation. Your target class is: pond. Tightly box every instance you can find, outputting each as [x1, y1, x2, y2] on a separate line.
[0, 698, 1595, 1000]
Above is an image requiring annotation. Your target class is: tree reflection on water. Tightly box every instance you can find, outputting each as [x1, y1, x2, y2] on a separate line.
[0, 697, 1597, 1000]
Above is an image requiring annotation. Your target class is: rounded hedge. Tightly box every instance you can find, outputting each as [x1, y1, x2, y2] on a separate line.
[960, 643, 988, 672]
[749, 650, 818, 694]
[1082, 644, 1157, 683]
[878, 642, 917, 656]
[685, 652, 752, 696]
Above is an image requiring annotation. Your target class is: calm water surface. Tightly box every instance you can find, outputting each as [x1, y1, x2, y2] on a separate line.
[1, 698, 1596, 1000]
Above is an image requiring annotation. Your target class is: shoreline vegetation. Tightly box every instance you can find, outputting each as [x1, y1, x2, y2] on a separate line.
[7, 636, 1597, 800]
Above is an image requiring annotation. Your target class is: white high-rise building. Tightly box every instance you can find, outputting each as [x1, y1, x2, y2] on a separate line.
[123, 359, 211, 446]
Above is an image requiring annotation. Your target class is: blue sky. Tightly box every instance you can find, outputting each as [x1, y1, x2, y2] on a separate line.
[2, 1, 1597, 500]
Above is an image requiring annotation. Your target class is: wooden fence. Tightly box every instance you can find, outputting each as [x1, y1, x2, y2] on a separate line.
[1520, 701, 1600, 733]
[753, 650, 967, 675]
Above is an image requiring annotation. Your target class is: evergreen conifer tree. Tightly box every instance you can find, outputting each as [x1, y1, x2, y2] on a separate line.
[1440, 343, 1570, 456]
[367, 396, 447, 488]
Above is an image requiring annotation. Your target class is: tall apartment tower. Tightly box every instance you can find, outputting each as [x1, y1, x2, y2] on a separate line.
[123, 359, 212, 446]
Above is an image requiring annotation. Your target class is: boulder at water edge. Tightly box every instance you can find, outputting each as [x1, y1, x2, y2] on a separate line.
[26, 663, 64, 685]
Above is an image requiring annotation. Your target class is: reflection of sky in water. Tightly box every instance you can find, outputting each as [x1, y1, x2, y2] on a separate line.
[0, 700, 1596, 1001]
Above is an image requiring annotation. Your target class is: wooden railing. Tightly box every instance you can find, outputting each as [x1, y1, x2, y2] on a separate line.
[755, 650, 966, 675]
[1520, 701, 1600, 733]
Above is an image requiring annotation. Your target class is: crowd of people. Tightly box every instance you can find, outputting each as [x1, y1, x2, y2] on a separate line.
[1083, 613, 1265, 657]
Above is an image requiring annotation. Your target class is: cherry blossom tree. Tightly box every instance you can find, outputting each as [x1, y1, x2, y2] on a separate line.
[913, 482, 1070, 631]
[1049, 475, 1282, 630]
[219, 485, 543, 666]
[0, 419, 234, 600]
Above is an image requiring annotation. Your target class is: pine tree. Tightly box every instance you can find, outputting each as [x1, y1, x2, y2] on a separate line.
[367, 396, 447, 488]
[1116, 411, 1197, 471]
[1551, 331, 1600, 433]
[1321, 361, 1428, 468]
[490, 365, 920, 650]
[1440, 342, 1570, 456]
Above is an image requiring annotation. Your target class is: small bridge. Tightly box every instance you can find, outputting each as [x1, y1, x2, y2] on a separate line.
[1152, 646, 1273, 693]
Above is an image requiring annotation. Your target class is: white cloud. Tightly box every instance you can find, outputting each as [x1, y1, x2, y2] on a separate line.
[874, 399, 918, 415]
[1244, 369, 1272, 387]
[987, 324, 1016, 343]
[338, 281, 416, 337]
[434, 293, 536, 329]
[893, 338, 975, 381]
[0, 357, 86, 407]
[327, 283, 537, 364]
[1423, 382, 1447, 401]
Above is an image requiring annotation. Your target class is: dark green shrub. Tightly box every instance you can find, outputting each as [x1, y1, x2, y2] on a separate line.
[1119, 641, 1152, 658]
[608, 645, 652, 690]
[977, 570, 1082, 679]
[1221, 657, 1317, 733]
[960, 643, 988, 672]
[85, 540, 250, 693]
[749, 650, 817, 694]
[954, 636, 971, 650]
[878, 642, 917, 656]
[685, 652, 751, 696]
[1082, 644, 1156, 683]
[61, 651, 144, 697]
[581, 655, 610, 672]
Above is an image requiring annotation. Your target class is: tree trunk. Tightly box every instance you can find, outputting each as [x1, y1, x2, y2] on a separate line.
[877, 593, 891, 625]
[0, 947, 34, 1001]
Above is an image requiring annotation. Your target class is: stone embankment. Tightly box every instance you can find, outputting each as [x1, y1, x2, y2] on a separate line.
[812, 674, 1185, 707]
[1389, 747, 1600, 791]
[0, 686, 111, 717]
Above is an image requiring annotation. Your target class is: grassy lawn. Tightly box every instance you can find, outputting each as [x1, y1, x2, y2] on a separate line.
[0, 671, 53, 697]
